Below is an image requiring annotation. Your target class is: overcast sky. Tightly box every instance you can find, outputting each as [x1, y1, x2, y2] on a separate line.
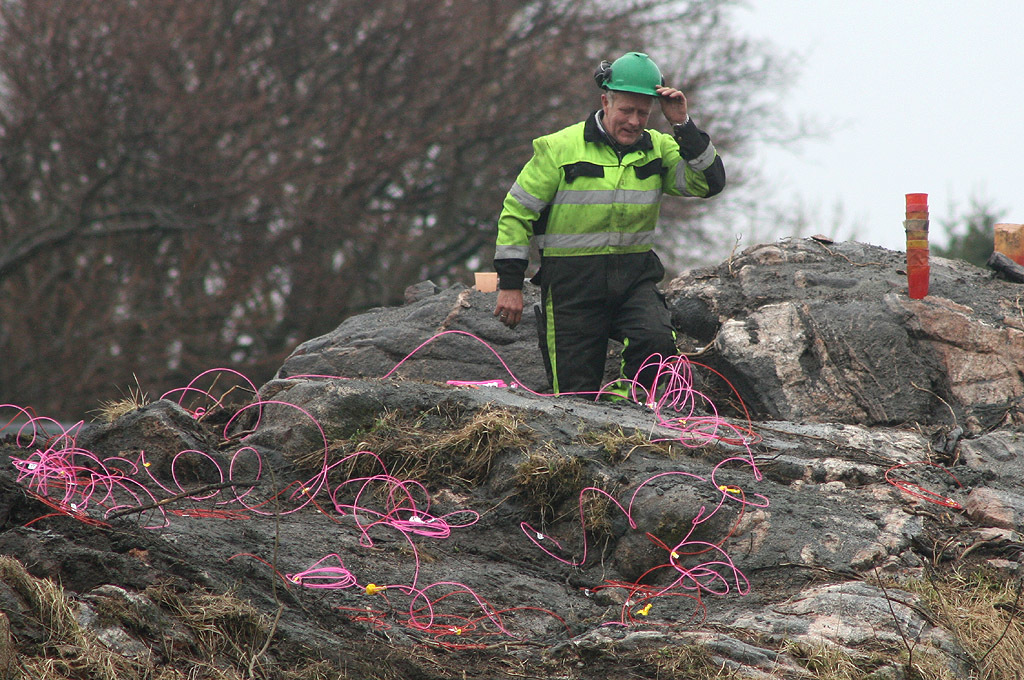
[732, 0, 1024, 251]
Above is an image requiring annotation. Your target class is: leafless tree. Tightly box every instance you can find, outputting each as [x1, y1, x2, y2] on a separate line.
[0, 0, 795, 418]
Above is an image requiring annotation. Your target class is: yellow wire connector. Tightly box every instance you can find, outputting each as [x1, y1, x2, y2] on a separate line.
[365, 583, 386, 595]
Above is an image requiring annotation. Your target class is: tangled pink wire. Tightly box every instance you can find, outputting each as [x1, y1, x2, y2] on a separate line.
[4, 329, 779, 637]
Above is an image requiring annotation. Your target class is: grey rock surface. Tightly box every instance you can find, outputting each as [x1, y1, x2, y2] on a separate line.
[6, 239, 1024, 678]
[665, 239, 1024, 427]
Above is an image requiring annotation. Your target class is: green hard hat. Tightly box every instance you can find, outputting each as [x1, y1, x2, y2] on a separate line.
[599, 52, 663, 96]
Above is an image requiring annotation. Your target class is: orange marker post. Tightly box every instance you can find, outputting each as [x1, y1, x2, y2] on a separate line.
[904, 193, 929, 299]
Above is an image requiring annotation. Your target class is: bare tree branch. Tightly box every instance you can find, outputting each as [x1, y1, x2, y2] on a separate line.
[0, 0, 797, 418]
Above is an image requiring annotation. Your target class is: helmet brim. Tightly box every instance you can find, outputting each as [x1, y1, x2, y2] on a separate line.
[606, 85, 658, 97]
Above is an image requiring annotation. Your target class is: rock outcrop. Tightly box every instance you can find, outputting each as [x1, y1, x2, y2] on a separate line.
[665, 239, 1024, 429]
[281, 238, 1024, 430]
[4, 238, 1024, 679]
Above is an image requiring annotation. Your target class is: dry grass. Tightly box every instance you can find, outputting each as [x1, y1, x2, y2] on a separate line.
[0, 556, 146, 680]
[422, 405, 527, 480]
[579, 488, 616, 538]
[0, 559, 405, 679]
[655, 638, 905, 680]
[645, 645, 740, 678]
[514, 445, 586, 525]
[180, 593, 268, 662]
[307, 403, 530, 487]
[90, 374, 150, 422]
[901, 567, 1024, 679]
[0, 612, 14, 680]
[2, 561, 302, 680]
[781, 640, 892, 679]
[144, 583, 272, 673]
[577, 425, 679, 463]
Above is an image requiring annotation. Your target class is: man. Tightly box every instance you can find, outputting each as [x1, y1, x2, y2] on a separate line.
[492, 52, 725, 399]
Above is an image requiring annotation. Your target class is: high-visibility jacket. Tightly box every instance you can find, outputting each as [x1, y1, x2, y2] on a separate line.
[494, 112, 725, 289]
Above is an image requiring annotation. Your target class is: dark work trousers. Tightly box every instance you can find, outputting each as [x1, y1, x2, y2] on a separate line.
[534, 250, 677, 397]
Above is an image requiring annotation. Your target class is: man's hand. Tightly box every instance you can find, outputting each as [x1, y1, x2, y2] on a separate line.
[656, 85, 688, 125]
[494, 289, 523, 328]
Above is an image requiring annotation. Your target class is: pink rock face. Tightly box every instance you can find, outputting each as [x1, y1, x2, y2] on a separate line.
[900, 296, 1024, 408]
[964, 487, 1024, 530]
[664, 239, 1024, 427]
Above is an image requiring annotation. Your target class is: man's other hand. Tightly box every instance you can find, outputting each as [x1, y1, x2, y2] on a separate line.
[656, 85, 688, 125]
[494, 289, 524, 328]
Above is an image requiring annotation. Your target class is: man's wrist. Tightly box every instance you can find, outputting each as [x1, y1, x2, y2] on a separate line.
[497, 275, 525, 290]
[672, 114, 690, 130]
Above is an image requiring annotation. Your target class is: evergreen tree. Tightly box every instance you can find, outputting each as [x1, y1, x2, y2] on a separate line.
[933, 198, 1004, 268]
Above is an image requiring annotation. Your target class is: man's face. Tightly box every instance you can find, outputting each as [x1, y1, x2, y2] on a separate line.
[601, 90, 653, 146]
